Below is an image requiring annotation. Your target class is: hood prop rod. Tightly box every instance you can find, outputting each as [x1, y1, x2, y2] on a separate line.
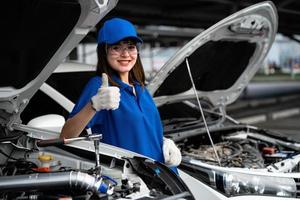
[185, 58, 221, 166]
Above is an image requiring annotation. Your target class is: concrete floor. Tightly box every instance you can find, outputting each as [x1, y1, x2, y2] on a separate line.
[255, 114, 300, 141]
[227, 92, 300, 141]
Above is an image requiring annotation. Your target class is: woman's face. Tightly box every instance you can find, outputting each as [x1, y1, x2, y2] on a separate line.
[106, 41, 138, 75]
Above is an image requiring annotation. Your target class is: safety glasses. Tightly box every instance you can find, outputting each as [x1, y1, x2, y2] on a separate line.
[106, 41, 140, 55]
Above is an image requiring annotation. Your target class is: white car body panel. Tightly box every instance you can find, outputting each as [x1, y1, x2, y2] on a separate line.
[12, 1, 298, 200]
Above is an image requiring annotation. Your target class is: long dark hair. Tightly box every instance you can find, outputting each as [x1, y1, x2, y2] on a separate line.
[95, 43, 145, 87]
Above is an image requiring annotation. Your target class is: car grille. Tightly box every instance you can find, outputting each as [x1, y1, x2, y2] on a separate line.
[294, 178, 300, 198]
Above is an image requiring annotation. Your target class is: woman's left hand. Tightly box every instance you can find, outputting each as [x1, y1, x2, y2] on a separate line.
[163, 137, 182, 167]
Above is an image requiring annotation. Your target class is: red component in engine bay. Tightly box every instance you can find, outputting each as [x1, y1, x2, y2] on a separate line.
[262, 147, 276, 155]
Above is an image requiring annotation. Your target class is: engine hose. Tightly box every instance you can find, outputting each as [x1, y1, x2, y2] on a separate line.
[0, 171, 109, 194]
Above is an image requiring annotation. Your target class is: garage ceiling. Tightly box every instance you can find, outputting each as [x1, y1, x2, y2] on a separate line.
[86, 0, 300, 45]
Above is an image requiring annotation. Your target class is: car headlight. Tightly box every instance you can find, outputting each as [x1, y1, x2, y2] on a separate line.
[181, 161, 297, 198]
[219, 171, 297, 197]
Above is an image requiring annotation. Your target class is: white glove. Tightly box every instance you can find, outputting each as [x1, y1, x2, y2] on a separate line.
[91, 73, 120, 111]
[163, 137, 182, 167]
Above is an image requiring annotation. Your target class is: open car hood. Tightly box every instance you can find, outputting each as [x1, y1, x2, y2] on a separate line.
[0, 0, 117, 129]
[147, 1, 277, 109]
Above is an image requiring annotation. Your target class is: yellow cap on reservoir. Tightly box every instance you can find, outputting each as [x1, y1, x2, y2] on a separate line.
[38, 154, 53, 162]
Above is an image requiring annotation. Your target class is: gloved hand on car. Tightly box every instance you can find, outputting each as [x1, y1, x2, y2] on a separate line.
[91, 73, 120, 111]
[163, 137, 182, 167]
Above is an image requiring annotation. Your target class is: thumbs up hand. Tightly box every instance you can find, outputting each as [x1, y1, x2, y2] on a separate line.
[91, 73, 120, 111]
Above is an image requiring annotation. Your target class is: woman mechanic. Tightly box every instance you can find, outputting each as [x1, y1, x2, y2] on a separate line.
[60, 18, 181, 169]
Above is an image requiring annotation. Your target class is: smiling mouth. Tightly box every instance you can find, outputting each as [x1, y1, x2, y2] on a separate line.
[118, 60, 131, 65]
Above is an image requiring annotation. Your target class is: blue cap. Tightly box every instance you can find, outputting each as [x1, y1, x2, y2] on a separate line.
[98, 182, 108, 193]
[97, 18, 143, 45]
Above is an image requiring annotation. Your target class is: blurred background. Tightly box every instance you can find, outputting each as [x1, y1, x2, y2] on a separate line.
[25, 0, 300, 139]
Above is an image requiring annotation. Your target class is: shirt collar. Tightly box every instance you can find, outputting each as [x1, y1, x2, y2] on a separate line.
[112, 75, 130, 89]
[112, 75, 141, 89]
[111, 75, 143, 97]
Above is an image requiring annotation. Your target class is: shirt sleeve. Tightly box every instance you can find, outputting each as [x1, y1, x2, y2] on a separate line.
[69, 76, 103, 128]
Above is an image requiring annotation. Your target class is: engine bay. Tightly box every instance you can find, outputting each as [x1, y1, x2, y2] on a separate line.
[0, 131, 193, 200]
[178, 127, 300, 172]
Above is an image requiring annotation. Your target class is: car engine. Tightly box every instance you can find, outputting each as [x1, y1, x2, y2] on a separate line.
[178, 127, 300, 172]
[0, 130, 193, 200]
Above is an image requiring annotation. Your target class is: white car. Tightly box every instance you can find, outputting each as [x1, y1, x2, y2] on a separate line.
[14, 1, 300, 200]
[0, 0, 195, 199]
[149, 1, 300, 200]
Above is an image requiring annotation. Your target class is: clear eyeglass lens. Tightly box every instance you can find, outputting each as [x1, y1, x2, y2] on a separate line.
[109, 44, 138, 54]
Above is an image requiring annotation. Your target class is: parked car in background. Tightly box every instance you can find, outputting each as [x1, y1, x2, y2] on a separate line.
[0, 0, 195, 199]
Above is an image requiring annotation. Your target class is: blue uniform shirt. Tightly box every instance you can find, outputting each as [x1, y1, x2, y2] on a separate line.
[70, 76, 164, 163]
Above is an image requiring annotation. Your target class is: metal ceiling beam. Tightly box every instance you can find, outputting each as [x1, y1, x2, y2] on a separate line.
[137, 26, 204, 38]
[277, 0, 296, 8]
[277, 7, 300, 16]
[193, 0, 235, 5]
